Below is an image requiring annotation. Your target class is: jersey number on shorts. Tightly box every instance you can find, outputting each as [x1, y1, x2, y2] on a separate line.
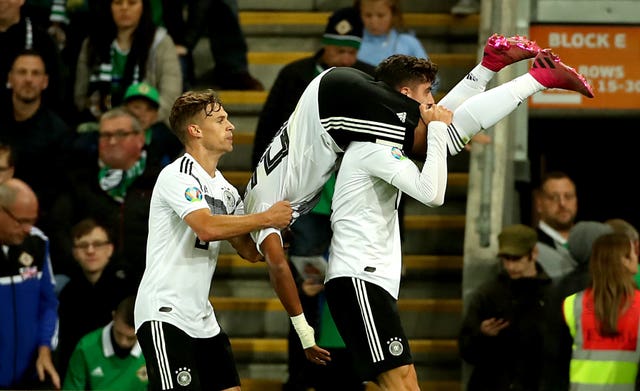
[250, 125, 290, 188]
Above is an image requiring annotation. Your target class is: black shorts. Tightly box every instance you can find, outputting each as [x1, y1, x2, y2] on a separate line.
[137, 321, 240, 391]
[324, 277, 413, 381]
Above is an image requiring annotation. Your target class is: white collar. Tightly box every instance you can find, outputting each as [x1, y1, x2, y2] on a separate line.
[101, 321, 142, 358]
[538, 220, 567, 245]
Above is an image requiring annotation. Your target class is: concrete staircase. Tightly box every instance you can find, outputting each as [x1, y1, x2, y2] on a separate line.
[194, 3, 480, 390]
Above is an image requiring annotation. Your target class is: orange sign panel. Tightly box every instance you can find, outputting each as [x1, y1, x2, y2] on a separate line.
[529, 25, 640, 110]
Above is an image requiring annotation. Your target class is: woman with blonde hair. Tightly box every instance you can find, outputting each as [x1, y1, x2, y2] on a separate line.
[563, 232, 640, 390]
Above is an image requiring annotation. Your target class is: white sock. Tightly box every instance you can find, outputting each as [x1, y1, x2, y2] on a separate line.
[439, 64, 496, 111]
[445, 73, 547, 155]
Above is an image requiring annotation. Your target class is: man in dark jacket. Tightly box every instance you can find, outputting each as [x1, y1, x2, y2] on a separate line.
[459, 224, 554, 391]
[50, 108, 163, 284]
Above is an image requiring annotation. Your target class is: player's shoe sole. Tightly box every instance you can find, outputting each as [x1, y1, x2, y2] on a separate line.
[481, 33, 541, 72]
[529, 49, 595, 98]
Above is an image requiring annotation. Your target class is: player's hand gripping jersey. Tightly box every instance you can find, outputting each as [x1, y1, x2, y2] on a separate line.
[244, 67, 422, 248]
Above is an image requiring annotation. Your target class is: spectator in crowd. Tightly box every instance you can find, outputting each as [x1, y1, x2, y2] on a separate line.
[544, 220, 614, 391]
[51, 107, 164, 283]
[56, 218, 137, 384]
[73, 0, 181, 126]
[562, 232, 640, 389]
[63, 295, 148, 390]
[605, 218, 640, 287]
[0, 178, 60, 389]
[554, 221, 613, 300]
[534, 171, 579, 279]
[354, 0, 428, 67]
[458, 224, 554, 391]
[0, 0, 66, 117]
[0, 142, 15, 183]
[134, 89, 292, 390]
[251, 6, 374, 167]
[186, 0, 263, 90]
[122, 82, 184, 168]
[0, 49, 74, 240]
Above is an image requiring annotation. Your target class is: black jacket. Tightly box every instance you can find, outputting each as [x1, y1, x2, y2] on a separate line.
[459, 264, 556, 391]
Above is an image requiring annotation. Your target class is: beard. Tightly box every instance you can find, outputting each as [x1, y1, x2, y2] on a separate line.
[15, 90, 40, 104]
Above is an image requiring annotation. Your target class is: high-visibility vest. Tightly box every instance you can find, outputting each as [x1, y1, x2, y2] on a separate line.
[563, 289, 640, 390]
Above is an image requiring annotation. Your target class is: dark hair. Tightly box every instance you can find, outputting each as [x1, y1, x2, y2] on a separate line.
[374, 54, 438, 90]
[169, 90, 223, 144]
[538, 171, 574, 190]
[115, 295, 136, 327]
[11, 48, 47, 73]
[71, 218, 113, 242]
[87, 0, 157, 104]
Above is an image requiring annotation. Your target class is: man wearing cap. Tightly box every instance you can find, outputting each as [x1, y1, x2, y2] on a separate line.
[458, 224, 555, 391]
[122, 82, 183, 168]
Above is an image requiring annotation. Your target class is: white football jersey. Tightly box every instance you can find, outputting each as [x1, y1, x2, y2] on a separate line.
[135, 153, 243, 338]
[244, 66, 423, 249]
[326, 123, 448, 298]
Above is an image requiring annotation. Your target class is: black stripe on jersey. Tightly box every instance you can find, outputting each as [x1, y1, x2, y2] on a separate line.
[447, 123, 465, 153]
[179, 156, 193, 175]
[321, 117, 406, 141]
[317, 67, 419, 152]
[352, 278, 385, 363]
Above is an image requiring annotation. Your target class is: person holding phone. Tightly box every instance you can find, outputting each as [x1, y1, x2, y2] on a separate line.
[458, 224, 555, 391]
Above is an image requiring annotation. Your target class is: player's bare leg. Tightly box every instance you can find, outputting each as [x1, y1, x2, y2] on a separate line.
[375, 364, 420, 391]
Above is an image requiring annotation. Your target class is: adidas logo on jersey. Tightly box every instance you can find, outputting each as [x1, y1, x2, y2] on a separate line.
[396, 112, 407, 123]
[91, 366, 104, 377]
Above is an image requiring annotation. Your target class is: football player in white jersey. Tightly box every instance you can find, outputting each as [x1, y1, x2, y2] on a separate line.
[244, 35, 594, 364]
[134, 90, 292, 391]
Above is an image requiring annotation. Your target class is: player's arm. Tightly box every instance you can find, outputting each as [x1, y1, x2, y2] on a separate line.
[228, 234, 263, 263]
[183, 201, 292, 242]
[261, 233, 331, 364]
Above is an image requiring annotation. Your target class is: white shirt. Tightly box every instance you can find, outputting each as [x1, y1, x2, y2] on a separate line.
[326, 122, 448, 298]
[244, 66, 422, 251]
[134, 153, 243, 338]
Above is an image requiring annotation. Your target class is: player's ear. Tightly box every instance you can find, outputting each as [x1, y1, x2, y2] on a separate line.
[399, 86, 411, 96]
[188, 124, 201, 137]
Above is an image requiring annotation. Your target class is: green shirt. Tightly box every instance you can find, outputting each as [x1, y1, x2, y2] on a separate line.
[63, 323, 148, 391]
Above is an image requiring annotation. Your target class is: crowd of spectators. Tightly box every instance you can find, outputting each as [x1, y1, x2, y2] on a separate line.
[1, 1, 637, 390]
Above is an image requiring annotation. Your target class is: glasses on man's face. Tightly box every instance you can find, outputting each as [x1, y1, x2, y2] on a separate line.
[98, 129, 139, 141]
[1, 206, 37, 227]
[73, 240, 111, 251]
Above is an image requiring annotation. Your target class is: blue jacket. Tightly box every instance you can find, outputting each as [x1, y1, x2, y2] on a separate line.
[0, 227, 59, 387]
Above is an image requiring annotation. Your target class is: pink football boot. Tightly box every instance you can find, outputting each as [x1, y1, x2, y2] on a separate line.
[529, 49, 595, 98]
[481, 33, 542, 72]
